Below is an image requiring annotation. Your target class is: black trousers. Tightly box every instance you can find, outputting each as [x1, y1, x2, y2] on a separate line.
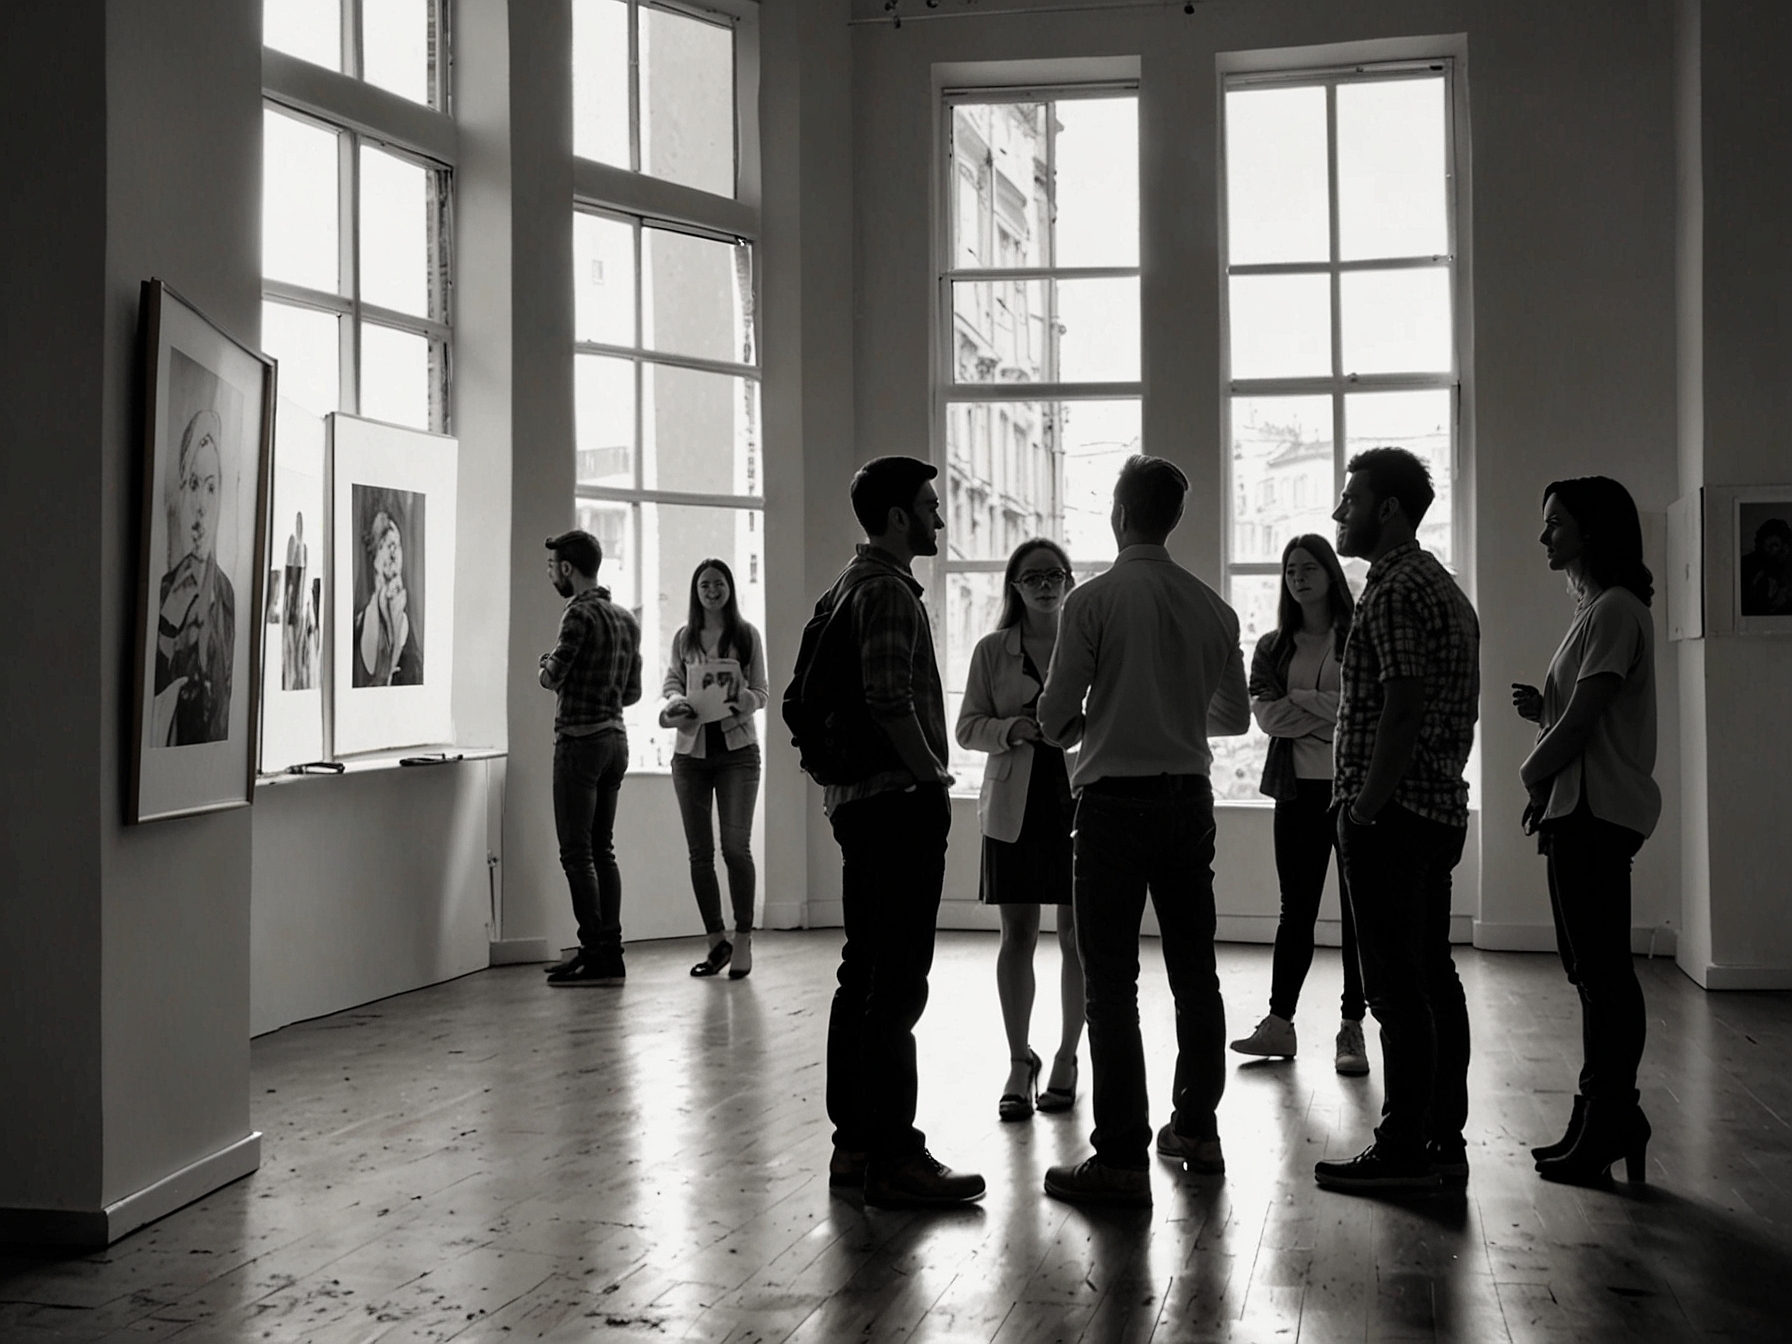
[1074, 779, 1225, 1170]
[552, 731, 628, 953]
[1269, 779, 1366, 1023]
[826, 785, 950, 1161]
[1543, 802, 1647, 1103]
[1337, 803, 1469, 1155]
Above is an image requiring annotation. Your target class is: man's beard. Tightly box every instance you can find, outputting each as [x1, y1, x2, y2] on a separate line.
[907, 516, 938, 557]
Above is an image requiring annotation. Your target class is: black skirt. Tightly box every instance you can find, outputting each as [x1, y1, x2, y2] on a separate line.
[980, 742, 1075, 906]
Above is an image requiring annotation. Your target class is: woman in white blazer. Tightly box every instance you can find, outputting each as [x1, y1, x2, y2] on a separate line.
[956, 537, 1084, 1121]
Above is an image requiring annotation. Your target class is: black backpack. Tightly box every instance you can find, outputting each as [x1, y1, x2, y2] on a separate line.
[781, 566, 900, 787]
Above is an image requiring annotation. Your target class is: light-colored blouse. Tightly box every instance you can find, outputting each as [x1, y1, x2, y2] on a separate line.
[658, 620, 770, 758]
[956, 625, 1074, 844]
[1252, 628, 1340, 780]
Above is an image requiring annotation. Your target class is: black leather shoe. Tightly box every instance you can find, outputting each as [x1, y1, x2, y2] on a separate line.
[1314, 1143, 1440, 1191]
[690, 939, 732, 978]
[1532, 1095, 1588, 1165]
[1537, 1102, 1649, 1187]
[863, 1150, 985, 1208]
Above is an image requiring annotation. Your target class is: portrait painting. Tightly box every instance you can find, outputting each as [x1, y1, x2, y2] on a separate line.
[1738, 499, 1792, 621]
[259, 395, 328, 772]
[131, 280, 273, 822]
[331, 413, 458, 755]
[350, 484, 426, 687]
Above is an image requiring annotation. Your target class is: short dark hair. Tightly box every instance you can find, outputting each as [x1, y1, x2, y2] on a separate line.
[1346, 447, 1436, 525]
[1543, 477, 1654, 606]
[545, 529, 602, 578]
[850, 456, 938, 536]
[1114, 454, 1188, 541]
[1756, 517, 1792, 551]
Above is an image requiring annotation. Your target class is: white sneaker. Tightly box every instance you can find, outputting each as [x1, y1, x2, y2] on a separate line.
[1229, 1013, 1296, 1058]
[1334, 1019, 1370, 1076]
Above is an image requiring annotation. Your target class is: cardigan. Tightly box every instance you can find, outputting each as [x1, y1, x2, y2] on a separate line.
[955, 625, 1074, 844]
[1248, 627, 1342, 802]
[658, 619, 770, 758]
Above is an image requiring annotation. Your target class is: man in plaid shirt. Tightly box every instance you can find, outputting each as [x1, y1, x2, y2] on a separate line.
[1316, 447, 1480, 1192]
[539, 529, 643, 986]
[817, 456, 984, 1210]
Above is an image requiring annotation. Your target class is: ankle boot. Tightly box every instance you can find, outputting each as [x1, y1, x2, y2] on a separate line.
[1537, 1099, 1650, 1187]
[728, 929, 753, 979]
[1532, 1095, 1588, 1165]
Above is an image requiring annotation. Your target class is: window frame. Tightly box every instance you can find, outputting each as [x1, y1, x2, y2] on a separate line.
[265, 0, 452, 112]
[1218, 59, 1465, 590]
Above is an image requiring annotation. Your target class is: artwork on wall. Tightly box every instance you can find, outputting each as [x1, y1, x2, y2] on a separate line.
[259, 396, 329, 771]
[1736, 490, 1792, 633]
[331, 413, 458, 754]
[129, 279, 274, 823]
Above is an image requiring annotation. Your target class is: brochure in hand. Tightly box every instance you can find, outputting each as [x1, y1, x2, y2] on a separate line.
[686, 658, 744, 724]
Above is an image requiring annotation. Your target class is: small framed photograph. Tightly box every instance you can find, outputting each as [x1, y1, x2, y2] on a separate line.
[330, 413, 458, 755]
[258, 396, 329, 771]
[1735, 490, 1792, 634]
[129, 280, 275, 823]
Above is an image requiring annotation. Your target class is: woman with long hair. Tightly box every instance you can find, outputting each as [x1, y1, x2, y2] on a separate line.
[660, 558, 769, 979]
[956, 537, 1085, 1120]
[1512, 477, 1660, 1186]
[1231, 534, 1369, 1075]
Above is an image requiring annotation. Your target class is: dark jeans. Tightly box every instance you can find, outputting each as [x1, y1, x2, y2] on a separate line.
[1074, 778, 1225, 1171]
[1337, 803, 1469, 1155]
[1543, 803, 1647, 1103]
[826, 784, 950, 1161]
[670, 744, 762, 934]
[1270, 779, 1366, 1022]
[553, 731, 628, 953]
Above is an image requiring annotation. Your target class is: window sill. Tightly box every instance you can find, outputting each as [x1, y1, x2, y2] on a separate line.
[256, 747, 506, 787]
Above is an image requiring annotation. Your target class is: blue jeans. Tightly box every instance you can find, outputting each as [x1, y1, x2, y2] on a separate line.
[826, 784, 950, 1161]
[1073, 778, 1226, 1170]
[553, 731, 628, 953]
[670, 744, 762, 934]
[1337, 803, 1469, 1154]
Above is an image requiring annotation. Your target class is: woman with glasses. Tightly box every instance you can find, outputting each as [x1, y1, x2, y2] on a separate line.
[1231, 533, 1369, 1076]
[956, 538, 1085, 1121]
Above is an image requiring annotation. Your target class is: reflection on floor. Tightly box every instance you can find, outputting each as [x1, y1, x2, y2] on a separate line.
[3, 931, 1790, 1342]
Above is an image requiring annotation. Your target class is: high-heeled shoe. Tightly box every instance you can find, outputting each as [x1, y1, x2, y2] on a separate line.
[689, 938, 732, 978]
[1537, 1101, 1650, 1187]
[1036, 1055, 1078, 1113]
[1532, 1095, 1588, 1165]
[998, 1050, 1041, 1122]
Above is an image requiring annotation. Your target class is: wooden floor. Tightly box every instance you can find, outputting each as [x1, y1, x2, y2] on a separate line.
[5, 932, 1792, 1343]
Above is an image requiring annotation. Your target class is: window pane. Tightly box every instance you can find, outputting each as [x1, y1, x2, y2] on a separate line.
[640, 6, 735, 198]
[1230, 396, 1334, 565]
[575, 354, 636, 488]
[950, 278, 1139, 384]
[1054, 97, 1139, 268]
[950, 104, 1048, 271]
[574, 212, 637, 347]
[1337, 78, 1448, 262]
[265, 0, 341, 70]
[1228, 274, 1331, 379]
[576, 499, 636, 607]
[1225, 86, 1329, 266]
[1212, 573, 1283, 802]
[943, 399, 1136, 564]
[572, 0, 630, 168]
[360, 323, 430, 429]
[641, 363, 758, 495]
[625, 501, 766, 772]
[359, 145, 431, 319]
[1339, 267, 1451, 375]
[1345, 390, 1454, 565]
[263, 301, 340, 418]
[642, 227, 753, 365]
[264, 109, 340, 293]
[362, 0, 431, 106]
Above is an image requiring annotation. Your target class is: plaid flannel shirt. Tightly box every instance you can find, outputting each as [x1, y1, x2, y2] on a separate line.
[543, 586, 643, 736]
[822, 545, 948, 814]
[1333, 541, 1480, 828]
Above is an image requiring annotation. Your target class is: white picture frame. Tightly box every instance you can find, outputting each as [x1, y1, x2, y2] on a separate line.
[330, 414, 459, 754]
[1735, 488, 1792, 635]
[258, 397, 329, 770]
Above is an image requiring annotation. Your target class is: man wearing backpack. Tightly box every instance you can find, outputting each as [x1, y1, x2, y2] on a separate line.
[796, 455, 985, 1209]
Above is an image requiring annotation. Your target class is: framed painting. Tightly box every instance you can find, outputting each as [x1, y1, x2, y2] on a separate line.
[258, 396, 329, 771]
[330, 413, 458, 754]
[129, 279, 275, 823]
[1736, 489, 1792, 634]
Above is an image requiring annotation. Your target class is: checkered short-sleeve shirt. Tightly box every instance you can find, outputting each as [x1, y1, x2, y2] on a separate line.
[1333, 542, 1481, 828]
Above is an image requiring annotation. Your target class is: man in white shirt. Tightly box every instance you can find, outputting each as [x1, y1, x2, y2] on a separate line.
[1036, 455, 1251, 1206]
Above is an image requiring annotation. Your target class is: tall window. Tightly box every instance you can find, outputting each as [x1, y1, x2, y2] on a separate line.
[1217, 63, 1460, 801]
[939, 88, 1142, 790]
[264, 0, 448, 108]
[573, 2, 760, 773]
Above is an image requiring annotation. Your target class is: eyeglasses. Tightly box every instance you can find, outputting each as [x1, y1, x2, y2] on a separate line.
[1015, 568, 1071, 591]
